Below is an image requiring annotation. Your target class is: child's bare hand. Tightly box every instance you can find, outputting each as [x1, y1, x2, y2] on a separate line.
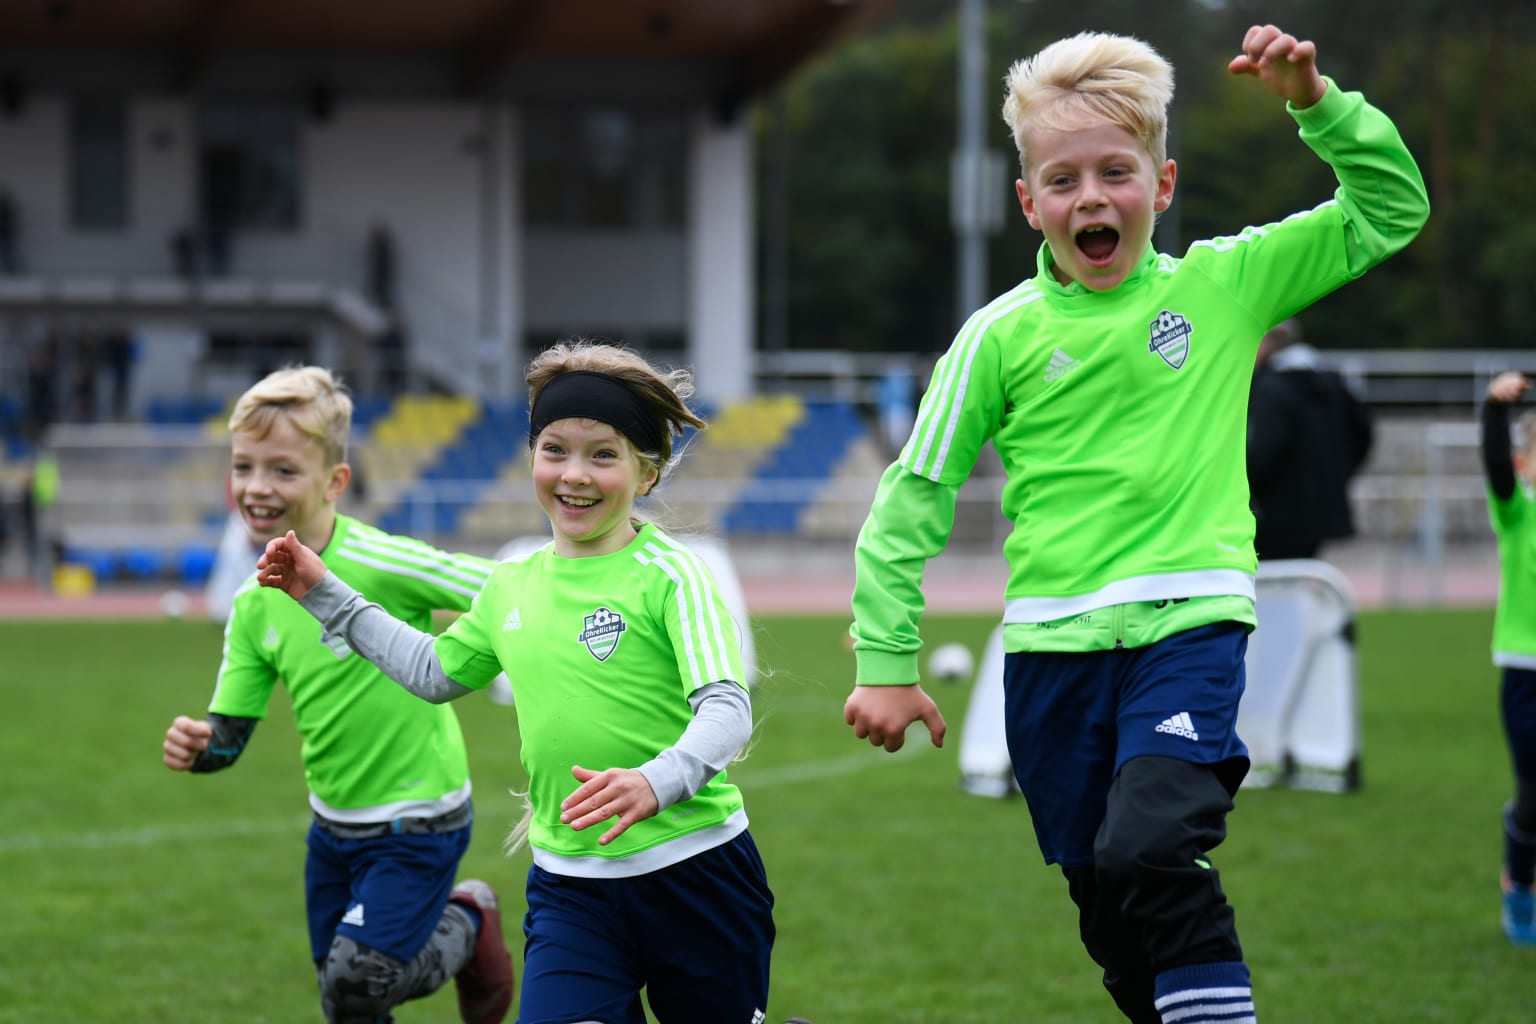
[1228, 25, 1326, 109]
[256, 530, 327, 600]
[163, 715, 211, 770]
[844, 683, 947, 753]
[559, 765, 659, 846]
[1489, 371, 1530, 404]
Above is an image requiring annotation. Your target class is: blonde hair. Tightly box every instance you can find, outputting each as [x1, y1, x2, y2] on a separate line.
[228, 365, 353, 467]
[526, 340, 706, 486]
[1002, 31, 1174, 175]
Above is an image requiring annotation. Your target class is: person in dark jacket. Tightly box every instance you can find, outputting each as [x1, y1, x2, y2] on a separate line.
[1247, 318, 1374, 560]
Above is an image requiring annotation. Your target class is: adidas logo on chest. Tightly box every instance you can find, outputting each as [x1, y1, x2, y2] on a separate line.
[1044, 348, 1083, 382]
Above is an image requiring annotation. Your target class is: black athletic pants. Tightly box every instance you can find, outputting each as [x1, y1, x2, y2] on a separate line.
[1060, 755, 1245, 1024]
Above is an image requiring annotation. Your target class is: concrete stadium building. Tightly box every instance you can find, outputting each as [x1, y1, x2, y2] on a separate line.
[0, 0, 890, 412]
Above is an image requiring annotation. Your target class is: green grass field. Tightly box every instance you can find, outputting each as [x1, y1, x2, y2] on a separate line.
[0, 608, 1527, 1023]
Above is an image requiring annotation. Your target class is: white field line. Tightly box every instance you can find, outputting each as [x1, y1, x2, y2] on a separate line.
[2, 744, 933, 855]
[0, 815, 312, 854]
[732, 742, 928, 789]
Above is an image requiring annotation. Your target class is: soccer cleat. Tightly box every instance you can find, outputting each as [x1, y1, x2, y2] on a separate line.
[448, 879, 516, 1023]
[1501, 871, 1536, 947]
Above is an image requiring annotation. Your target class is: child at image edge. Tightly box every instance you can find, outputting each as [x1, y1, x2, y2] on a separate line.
[257, 341, 776, 1024]
[843, 25, 1429, 1024]
[1479, 370, 1536, 948]
[161, 366, 515, 1024]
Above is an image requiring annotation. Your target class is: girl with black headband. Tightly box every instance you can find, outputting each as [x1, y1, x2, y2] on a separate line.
[255, 340, 777, 1023]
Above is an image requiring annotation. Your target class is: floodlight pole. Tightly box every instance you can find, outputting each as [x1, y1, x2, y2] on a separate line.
[953, 0, 998, 329]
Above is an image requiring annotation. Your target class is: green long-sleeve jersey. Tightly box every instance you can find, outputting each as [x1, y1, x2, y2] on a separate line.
[1488, 482, 1536, 669]
[434, 523, 750, 877]
[210, 515, 495, 817]
[852, 81, 1429, 684]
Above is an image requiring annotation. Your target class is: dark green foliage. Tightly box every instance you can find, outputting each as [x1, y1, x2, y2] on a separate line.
[762, 0, 1536, 355]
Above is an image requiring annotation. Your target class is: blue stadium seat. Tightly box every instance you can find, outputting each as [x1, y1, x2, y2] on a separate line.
[351, 396, 391, 430]
[65, 548, 120, 582]
[121, 548, 168, 581]
[146, 396, 226, 425]
[178, 545, 217, 585]
[378, 400, 530, 536]
[722, 400, 868, 536]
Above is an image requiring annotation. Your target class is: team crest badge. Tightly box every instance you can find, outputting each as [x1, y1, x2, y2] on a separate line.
[1148, 309, 1192, 369]
[577, 606, 627, 661]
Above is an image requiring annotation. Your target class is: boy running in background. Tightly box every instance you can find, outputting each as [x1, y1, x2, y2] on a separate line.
[256, 341, 776, 1024]
[1479, 370, 1536, 947]
[162, 366, 514, 1023]
[843, 24, 1428, 1023]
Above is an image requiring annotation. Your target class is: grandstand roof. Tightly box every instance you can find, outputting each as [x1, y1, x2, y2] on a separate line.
[0, 0, 894, 104]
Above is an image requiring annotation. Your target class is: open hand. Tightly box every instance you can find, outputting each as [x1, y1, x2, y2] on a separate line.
[1228, 24, 1326, 109]
[256, 530, 328, 600]
[559, 764, 659, 846]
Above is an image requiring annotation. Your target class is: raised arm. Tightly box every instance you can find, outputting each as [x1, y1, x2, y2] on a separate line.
[1483, 372, 1529, 502]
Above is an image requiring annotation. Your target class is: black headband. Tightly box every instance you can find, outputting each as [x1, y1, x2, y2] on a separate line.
[527, 370, 665, 455]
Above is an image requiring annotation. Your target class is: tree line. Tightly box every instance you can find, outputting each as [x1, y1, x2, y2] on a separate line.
[758, 0, 1530, 355]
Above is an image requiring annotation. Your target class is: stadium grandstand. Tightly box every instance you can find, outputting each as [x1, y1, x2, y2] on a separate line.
[0, 1, 1518, 608]
[0, 350, 1525, 604]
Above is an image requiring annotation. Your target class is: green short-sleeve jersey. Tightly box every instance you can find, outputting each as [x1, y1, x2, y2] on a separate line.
[852, 82, 1429, 680]
[210, 515, 494, 816]
[1488, 484, 1536, 667]
[434, 523, 749, 877]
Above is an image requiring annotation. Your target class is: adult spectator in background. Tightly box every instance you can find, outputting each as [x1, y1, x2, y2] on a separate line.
[22, 445, 61, 590]
[24, 339, 57, 441]
[103, 333, 136, 420]
[1247, 318, 1374, 561]
[876, 360, 918, 459]
[0, 188, 18, 274]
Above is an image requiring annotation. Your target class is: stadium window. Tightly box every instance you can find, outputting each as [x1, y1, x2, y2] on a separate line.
[523, 106, 686, 230]
[70, 97, 128, 230]
[198, 100, 301, 231]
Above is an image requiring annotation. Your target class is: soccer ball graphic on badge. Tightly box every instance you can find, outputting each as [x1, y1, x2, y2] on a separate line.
[927, 642, 975, 684]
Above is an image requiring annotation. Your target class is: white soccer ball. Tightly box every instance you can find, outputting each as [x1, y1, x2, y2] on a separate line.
[927, 642, 975, 684]
[160, 589, 190, 619]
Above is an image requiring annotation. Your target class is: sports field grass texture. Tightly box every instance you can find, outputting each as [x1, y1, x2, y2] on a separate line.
[0, 608, 1528, 1023]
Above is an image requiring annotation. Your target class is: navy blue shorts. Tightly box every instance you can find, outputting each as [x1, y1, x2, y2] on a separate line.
[1502, 668, 1536, 783]
[517, 830, 775, 1024]
[1004, 622, 1251, 867]
[304, 819, 471, 964]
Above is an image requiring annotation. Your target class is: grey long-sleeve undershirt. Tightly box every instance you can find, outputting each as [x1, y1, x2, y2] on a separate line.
[297, 572, 753, 812]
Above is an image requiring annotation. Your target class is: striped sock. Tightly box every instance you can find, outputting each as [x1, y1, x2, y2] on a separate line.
[1153, 961, 1254, 1024]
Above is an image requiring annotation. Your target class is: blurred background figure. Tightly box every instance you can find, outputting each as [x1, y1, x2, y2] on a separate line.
[22, 444, 60, 589]
[1248, 318, 1375, 561]
[876, 360, 917, 458]
[204, 470, 260, 622]
[0, 187, 18, 274]
[102, 333, 136, 422]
